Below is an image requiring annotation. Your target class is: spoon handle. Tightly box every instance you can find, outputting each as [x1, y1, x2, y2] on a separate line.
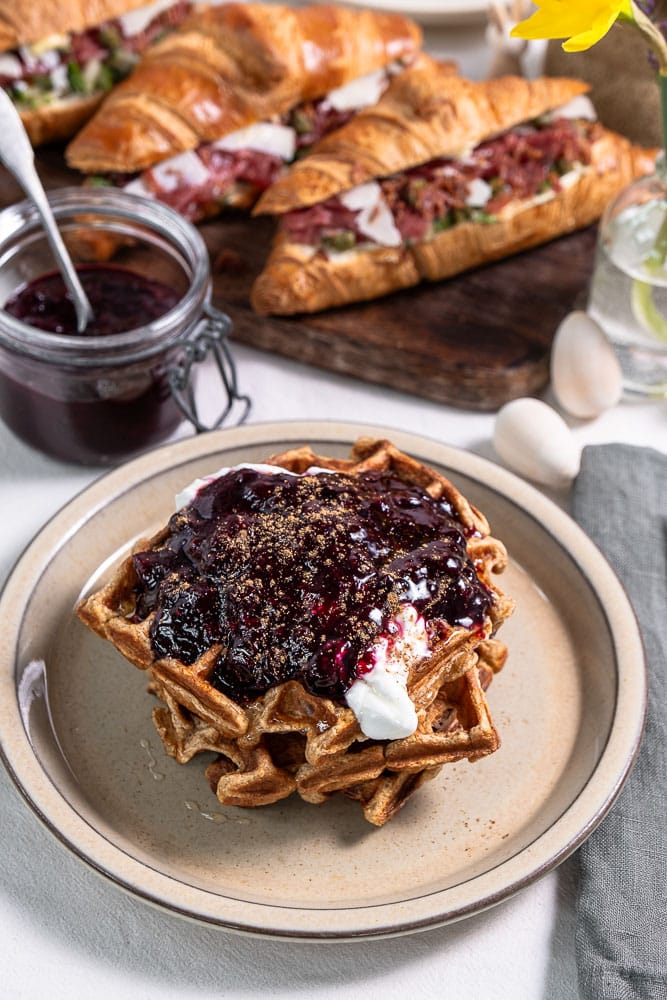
[0, 88, 93, 333]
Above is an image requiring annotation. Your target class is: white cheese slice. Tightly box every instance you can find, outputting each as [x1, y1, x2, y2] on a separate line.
[466, 177, 493, 208]
[0, 54, 23, 78]
[321, 68, 387, 112]
[149, 150, 209, 192]
[498, 164, 588, 219]
[17, 46, 39, 72]
[19, 45, 62, 70]
[558, 168, 583, 189]
[339, 181, 402, 247]
[212, 122, 296, 162]
[36, 48, 61, 71]
[119, 0, 176, 37]
[49, 64, 69, 94]
[549, 94, 597, 122]
[124, 177, 153, 198]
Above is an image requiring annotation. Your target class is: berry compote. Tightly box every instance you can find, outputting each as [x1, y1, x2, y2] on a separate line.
[0, 264, 182, 464]
[130, 466, 493, 705]
[4, 264, 180, 336]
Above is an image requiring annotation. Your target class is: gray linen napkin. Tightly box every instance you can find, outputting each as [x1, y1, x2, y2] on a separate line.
[571, 444, 667, 1000]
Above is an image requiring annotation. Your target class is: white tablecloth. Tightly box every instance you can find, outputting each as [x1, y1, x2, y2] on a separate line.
[1, 12, 664, 1000]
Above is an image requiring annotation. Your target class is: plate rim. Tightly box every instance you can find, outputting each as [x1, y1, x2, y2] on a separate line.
[0, 420, 647, 939]
[317, 0, 489, 26]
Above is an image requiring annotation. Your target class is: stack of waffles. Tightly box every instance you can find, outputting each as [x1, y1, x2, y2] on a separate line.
[77, 437, 514, 826]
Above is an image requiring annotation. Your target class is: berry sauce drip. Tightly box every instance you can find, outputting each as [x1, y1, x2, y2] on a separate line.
[130, 467, 492, 704]
[4, 264, 180, 336]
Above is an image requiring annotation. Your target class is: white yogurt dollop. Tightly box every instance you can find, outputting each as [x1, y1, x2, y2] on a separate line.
[346, 605, 427, 740]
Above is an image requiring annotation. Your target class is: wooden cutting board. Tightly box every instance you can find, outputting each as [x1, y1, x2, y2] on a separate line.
[4, 147, 598, 411]
[206, 216, 597, 410]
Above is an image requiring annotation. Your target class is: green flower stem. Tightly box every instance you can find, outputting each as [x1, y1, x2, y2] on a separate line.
[643, 75, 667, 273]
[626, 2, 667, 275]
[630, 70, 667, 337]
[631, 279, 667, 341]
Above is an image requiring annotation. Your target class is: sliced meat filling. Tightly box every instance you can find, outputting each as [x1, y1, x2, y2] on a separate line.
[91, 61, 410, 221]
[281, 117, 601, 253]
[0, 1, 192, 110]
[131, 145, 287, 220]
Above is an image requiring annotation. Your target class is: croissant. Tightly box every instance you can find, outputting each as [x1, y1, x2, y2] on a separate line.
[0, 0, 147, 50]
[0, 0, 193, 146]
[253, 68, 591, 215]
[250, 72, 657, 315]
[65, 2, 423, 174]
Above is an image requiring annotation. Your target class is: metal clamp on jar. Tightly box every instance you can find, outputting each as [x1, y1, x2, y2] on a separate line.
[0, 187, 250, 466]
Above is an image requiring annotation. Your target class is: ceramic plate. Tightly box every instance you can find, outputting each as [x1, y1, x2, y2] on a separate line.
[317, 0, 489, 25]
[0, 422, 646, 940]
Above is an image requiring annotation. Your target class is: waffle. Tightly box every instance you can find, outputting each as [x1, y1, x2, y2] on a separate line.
[78, 437, 514, 825]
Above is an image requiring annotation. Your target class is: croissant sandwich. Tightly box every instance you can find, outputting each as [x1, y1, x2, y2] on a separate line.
[65, 2, 424, 222]
[249, 64, 657, 316]
[0, 0, 194, 146]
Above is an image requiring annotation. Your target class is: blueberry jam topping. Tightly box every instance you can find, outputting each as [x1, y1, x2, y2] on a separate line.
[4, 264, 180, 337]
[130, 467, 492, 704]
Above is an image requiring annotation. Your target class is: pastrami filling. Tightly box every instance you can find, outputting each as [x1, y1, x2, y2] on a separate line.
[282, 116, 600, 251]
[91, 64, 403, 221]
[1, 2, 192, 109]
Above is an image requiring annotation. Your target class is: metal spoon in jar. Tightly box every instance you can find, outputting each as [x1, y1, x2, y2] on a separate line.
[0, 87, 93, 333]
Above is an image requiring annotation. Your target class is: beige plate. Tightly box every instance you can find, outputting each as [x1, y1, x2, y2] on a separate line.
[0, 422, 646, 940]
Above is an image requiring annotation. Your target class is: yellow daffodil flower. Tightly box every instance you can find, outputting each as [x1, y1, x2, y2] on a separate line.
[511, 0, 633, 52]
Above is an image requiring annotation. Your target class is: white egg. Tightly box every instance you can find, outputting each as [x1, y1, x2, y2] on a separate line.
[550, 311, 622, 419]
[493, 398, 581, 489]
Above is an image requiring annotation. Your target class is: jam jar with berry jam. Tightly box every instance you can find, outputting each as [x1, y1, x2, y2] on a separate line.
[0, 187, 248, 466]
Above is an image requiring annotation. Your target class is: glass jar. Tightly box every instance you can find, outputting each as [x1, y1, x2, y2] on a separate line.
[588, 154, 667, 397]
[0, 187, 249, 465]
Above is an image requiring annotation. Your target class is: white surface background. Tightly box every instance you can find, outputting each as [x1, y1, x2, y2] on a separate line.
[1, 10, 664, 1000]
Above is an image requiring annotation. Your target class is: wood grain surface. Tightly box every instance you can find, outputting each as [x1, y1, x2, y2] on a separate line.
[2, 146, 598, 411]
